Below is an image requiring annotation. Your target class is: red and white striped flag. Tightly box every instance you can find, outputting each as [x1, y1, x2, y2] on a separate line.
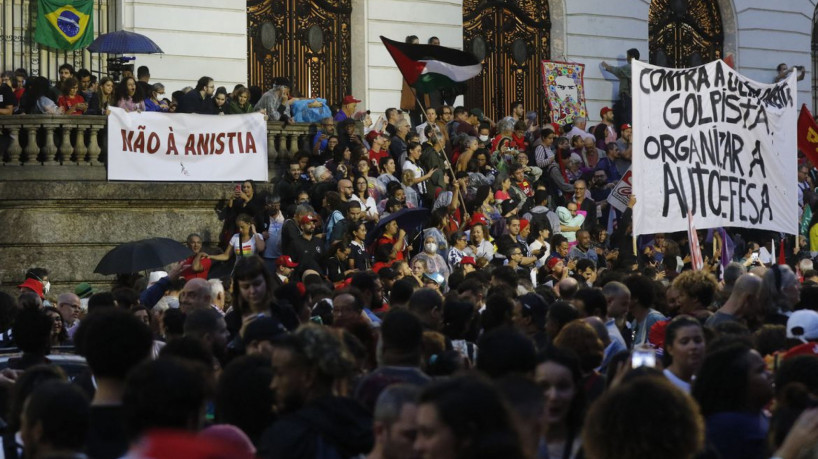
[687, 211, 704, 271]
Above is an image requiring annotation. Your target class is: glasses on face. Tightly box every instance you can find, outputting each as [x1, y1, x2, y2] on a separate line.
[442, 111, 451, 115]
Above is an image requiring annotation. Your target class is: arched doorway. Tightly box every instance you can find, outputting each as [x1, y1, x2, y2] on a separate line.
[462, 0, 550, 121]
[247, 0, 352, 103]
[649, 0, 723, 68]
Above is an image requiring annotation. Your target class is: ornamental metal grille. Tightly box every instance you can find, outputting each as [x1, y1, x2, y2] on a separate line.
[649, 0, 723, 68]
[247, 0, 351, 103]
[463, 0, 551, 122]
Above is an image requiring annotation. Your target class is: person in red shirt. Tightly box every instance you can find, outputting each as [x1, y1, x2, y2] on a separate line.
[376, 220, 406, 261]
[179, 233, 212, 280]
[367, 131, 390, 169]
[57, 77, 87, 115]
[511, 163, 534, 198]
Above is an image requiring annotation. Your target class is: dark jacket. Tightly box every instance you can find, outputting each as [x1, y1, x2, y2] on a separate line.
[258, 396, 373, 459]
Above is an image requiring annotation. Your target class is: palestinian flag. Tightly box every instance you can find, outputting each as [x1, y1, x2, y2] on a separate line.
[381, 36, 482, 93]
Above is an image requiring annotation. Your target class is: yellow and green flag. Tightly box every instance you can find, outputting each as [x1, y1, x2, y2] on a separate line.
[34, 0, 94, 50]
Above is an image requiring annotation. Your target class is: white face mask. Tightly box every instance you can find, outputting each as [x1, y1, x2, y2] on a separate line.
[43, 281, 51, 295]
[425, 243, 438, 254]
[479, 135, 489, 142]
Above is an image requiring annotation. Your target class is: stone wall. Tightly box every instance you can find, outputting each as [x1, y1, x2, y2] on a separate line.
[0, 116, 304, 296]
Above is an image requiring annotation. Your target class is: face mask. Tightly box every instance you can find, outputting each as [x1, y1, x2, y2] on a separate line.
[479, 135, 489, 142]
[43, 281, 51, 295]
[425, 243, 438, 254]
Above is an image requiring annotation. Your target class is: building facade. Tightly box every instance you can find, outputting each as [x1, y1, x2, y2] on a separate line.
[3, 0, 816, 124]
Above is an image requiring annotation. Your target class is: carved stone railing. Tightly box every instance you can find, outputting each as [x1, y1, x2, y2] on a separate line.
[0, 115, 314, 167]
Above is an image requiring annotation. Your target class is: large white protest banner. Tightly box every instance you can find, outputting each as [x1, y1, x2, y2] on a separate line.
[107, 108, 268, 181]
[632, 60, 798, 236]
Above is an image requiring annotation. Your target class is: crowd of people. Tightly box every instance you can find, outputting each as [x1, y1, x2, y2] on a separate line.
[3, 43, 818, 459]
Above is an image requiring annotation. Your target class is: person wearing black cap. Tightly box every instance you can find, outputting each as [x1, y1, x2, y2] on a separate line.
[242, 316, 287, 358]
[254, 77, 291, 122]
[289, 214, 323, 279]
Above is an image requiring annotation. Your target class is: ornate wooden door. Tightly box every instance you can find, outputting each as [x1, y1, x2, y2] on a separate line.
[649, 0, 723, 68]
[247, 0, 351, 104]
[463, 0, 550, 122]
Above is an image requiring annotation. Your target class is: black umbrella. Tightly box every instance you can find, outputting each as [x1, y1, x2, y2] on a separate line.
[87, 30, 164, 54]
[94, 237, 192, 275]
[365, 207, 430, 246]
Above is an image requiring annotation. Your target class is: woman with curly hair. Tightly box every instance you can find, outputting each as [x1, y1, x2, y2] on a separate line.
[583, 375, 704, 459]
[671, 270, 718, 323]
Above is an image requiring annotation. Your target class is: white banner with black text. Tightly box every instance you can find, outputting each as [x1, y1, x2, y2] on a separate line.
[631, 59, 797, 235]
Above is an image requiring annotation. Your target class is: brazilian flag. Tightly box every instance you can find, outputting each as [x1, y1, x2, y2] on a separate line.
[34, 0, 94, 50]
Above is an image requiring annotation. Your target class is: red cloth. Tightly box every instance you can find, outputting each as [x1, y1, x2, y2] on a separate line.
[57, 94, 85, 115]
[180, 255, 212, 280]
[511, 133, 527, 152]
[797, 104, 818, 168]
[369, 148, 389, 169]
[377, 235, 404, 261]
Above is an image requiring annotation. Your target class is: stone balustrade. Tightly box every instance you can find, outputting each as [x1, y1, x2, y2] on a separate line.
[0, 115, 314, 167]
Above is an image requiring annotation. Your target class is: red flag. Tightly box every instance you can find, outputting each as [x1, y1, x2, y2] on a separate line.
[687, 211, 703, 271]
[797, 104, 818, 168]
[778, 239, 786, 266]
[723, 54, 735, 69]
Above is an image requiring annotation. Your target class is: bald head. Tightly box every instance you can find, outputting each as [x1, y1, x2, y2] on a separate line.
[557, 277, 579, 299]
[725, 273, 762, 318]
[179, 278, 213, 313]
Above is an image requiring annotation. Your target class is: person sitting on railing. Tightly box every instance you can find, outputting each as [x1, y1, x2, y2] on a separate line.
[20, 76, 62, 114]
[85, 76, 115, 115]
[255, 77, 292, 122]
[115, 76, 146, 113]
[57, 77, 87, 115]
[143, 82, 169, 112]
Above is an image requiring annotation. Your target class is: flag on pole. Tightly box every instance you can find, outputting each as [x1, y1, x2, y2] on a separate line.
[770, 239, 776, 266]
[35, 0, 94, 51]
[801, 205, 813, 237]
[778, 239, 786, 266]
[797, 105, 818, 168]
[380, 36, 482, 94]
[687, 211, 703, 271]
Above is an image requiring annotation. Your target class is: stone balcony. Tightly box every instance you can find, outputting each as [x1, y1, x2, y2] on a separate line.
[0, 115, 318, 295]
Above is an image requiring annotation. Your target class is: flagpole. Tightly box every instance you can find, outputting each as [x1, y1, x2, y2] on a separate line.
[408, 80, 469, 220]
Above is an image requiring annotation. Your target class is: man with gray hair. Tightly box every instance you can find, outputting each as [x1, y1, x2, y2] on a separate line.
[601, 281, 630, 350]
[367, 384, 421, 459]
[705, 273, 763, 328]
[207, 279, 226, 313]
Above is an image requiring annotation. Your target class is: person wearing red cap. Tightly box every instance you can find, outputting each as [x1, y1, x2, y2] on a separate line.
[593, 106, 617, 150]
[334, 95, 360, 122]
[271, 255, 298, 291]
[18, 278, 45, 300]
[460, 256, 477, 275]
